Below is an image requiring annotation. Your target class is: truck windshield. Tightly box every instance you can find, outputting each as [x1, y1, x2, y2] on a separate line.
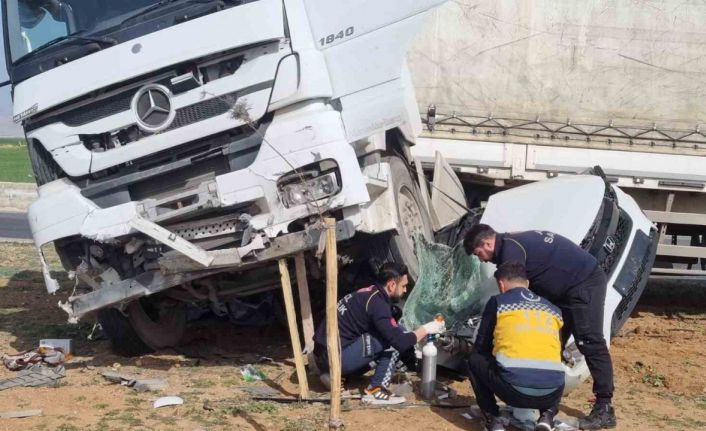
[4, 0, 160, 63]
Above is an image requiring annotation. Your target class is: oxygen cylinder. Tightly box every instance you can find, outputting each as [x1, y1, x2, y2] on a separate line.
[421, 314, 444, 399]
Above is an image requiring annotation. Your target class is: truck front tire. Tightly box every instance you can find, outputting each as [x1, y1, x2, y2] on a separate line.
[387, 156, 434, 281]
[97, 298, 186, 357]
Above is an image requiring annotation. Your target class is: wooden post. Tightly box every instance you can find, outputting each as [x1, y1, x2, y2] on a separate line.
[324, 218, 343, 429]
[295, 253, 315, 355]
[278, 258, 310, 400]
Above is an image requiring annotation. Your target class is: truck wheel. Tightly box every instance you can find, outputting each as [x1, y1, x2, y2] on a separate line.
[387, 156, 434, 281]
[96, 308, 153, 357]
[127, 298, 186, 350]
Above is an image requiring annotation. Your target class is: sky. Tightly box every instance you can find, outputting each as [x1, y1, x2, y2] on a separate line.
[0, 17, 25, 137]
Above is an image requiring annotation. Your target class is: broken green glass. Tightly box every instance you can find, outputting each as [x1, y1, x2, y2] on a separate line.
[402, 234, 495, 330]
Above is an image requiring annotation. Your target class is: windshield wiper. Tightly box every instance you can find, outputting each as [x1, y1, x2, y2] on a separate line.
[119, 0, 203, 27]
[14, 34, 118, 65]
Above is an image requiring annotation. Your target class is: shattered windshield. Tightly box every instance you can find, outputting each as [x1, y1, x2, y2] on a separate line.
[402, 235, 499, 330]
[4, 0, 157, 63]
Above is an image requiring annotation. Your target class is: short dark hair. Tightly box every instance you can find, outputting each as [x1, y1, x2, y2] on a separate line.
[463, 224, 496, 255]
[493, 261, 528, 283]
[377, 262, 409, 284]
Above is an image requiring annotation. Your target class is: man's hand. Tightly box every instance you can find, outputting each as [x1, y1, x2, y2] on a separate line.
[422, 319, 446, 335]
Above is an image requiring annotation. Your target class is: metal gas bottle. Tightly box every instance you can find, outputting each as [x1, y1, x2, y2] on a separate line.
[421, 314, 444, 399]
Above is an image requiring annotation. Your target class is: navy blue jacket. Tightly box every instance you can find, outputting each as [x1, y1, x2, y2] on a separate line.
[493, 231, 598, 304]
[313, 284, 417, 353]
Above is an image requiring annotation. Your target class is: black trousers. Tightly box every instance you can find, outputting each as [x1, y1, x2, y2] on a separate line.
[561, 265, 614, 400]
[468, 352, 564, 417]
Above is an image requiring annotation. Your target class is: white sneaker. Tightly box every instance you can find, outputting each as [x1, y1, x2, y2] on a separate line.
[361, 386, 406, 405]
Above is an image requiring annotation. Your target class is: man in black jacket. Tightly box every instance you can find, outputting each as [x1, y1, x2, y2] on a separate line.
[464, 224, 616, 430]
[313, 262, 445, 405]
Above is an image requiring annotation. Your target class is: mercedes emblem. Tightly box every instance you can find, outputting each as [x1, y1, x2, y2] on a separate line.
[131, 84, 175, 132]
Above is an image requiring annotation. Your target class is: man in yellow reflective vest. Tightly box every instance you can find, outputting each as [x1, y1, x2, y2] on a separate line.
[468, 262, 564, 431]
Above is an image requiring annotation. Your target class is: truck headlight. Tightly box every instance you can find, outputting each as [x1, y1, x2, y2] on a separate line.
[280, 172, 341, 207]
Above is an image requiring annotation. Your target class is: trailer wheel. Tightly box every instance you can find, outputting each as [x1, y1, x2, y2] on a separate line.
[127, 298, 186, 350]
[387, 156, 434, 281]
[97, 308, 153, 357]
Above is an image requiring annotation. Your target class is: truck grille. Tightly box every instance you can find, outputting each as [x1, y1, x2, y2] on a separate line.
[599, 209, 632, 276]
[62, 92, 134, 126]
[165, 93, 236, 131]
[611, 228, 658, 335]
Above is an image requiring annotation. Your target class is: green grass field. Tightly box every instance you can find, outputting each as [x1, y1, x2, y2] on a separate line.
[0, 139, 33, 183]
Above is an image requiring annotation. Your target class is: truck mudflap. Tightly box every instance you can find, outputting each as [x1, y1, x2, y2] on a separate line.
[59, 220, 355, 321]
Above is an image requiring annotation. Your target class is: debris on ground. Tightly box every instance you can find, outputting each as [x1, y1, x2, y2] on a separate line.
[87, 323, 105, 341]
[240, 364, 266, 382]
[464, 404, 578, 431]
[153, 396, 184, 408]
[0, 364, 66, 390]
[0, 409, 43, 418]
[101, 370, 168, 392]
[39, 339, 72, 354]
[2, 346, 68, 371]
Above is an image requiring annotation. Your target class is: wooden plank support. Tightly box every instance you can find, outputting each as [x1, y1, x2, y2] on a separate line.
[295, 252, 315, 355]
[278, 259, 309, 400]
[324, 217, 344, 430]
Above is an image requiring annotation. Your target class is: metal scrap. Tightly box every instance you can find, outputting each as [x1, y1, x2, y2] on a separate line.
[154, 396, 184, 408]
[100, 370, 168, 392]
[0, 409, 43, 418]
[0, 364, 66, 391]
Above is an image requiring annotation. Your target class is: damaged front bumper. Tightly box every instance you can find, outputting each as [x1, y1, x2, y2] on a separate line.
[28, 108, 369, 320]
[59, 219, 354, 321]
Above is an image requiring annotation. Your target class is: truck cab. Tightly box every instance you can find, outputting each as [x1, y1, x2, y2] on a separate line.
[3, 0, 446, 353]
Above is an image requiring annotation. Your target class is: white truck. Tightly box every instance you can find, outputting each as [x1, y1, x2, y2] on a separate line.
[409, 0, 706, 276]
[4, 0, 655, 380]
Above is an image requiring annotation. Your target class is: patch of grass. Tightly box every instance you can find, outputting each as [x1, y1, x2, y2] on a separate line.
[190, 377, 216, 388]
[116, 410, 143, 427]
[125, 396, 143, 407]
[695, 395, 706, 410]
[281, 416, 325, 431]
[642, 371, 667, 388]
[95, 403, 110, 410]
[225, 400, 279, 416]
[0, 144, 33, 183]
[0, 138, 25, 146]
[161, 416, 177, 426]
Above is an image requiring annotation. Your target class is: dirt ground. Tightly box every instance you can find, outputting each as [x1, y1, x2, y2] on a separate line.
[0, 241, 705, 431]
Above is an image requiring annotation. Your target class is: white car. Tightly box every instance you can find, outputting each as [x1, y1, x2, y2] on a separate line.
[431, 172, 657, 392]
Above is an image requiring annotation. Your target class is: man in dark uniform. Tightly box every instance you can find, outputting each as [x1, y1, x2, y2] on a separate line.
[312, 262, 445, 405]
[464, 224, 617, 430]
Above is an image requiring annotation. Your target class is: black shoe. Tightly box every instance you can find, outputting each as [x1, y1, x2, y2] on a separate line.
[579, 403, 617, 429]
[535, 410, 555, 431]
[484, 414, 506, 431]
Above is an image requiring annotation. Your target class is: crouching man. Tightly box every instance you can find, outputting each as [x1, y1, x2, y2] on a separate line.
[312, 262, 445, 405]
[469, 262, 565, 431]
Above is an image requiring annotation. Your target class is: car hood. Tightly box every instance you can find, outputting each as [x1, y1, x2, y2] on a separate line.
[480, 175, 605, 244]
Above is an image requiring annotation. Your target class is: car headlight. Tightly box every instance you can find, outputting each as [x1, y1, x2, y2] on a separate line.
[280, 172, 341, 207]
